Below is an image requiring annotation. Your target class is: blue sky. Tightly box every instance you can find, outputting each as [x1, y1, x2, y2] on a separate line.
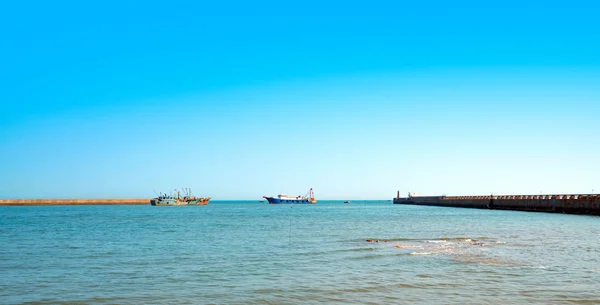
[1, 1, 599, 199]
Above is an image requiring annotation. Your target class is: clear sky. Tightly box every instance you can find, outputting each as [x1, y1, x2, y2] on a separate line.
[1, 1, 599, 199]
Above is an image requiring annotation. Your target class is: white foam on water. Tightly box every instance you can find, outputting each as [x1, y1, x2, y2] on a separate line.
[411, 252, 435, 256]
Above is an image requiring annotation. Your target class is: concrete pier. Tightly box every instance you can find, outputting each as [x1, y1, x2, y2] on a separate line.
[0, 199, 150, 206]
[393, 193, 600, 215]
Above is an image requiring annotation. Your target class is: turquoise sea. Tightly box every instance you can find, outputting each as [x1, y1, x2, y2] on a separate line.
[2, 201, 600, 304]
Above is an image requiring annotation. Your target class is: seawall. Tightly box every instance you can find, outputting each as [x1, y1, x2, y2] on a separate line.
[0, 199, 151, 206]
[393, 194, 600, 215]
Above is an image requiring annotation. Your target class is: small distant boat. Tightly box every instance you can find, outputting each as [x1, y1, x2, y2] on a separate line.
[263, 188, 317, 204]
[151, 188, 210, 206]
[344, 200, 351, 204]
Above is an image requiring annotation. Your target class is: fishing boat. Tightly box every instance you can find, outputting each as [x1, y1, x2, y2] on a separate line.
[151, 188, 210, 206]
[263, 188, 316, 204]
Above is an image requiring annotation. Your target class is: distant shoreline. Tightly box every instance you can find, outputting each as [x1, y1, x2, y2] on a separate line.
[0, 199, 150, 206]
[0, 199, 394, 206]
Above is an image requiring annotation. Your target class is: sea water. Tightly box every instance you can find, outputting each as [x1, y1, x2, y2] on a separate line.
[2, 201, 599, 304]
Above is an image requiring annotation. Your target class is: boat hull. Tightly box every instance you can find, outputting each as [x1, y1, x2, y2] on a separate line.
[150, 198, 210, 206]
[264, 197, 316, 204]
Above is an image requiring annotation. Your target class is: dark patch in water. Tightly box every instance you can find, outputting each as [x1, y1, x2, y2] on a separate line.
[336, 247, 377, 253]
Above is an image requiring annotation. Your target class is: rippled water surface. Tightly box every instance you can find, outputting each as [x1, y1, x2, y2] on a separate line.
[2, 201, 600, 304]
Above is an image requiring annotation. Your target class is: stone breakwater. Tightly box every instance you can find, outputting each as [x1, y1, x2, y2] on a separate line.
[393, 193, 600, 215]
[0, 199, 150, 206]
